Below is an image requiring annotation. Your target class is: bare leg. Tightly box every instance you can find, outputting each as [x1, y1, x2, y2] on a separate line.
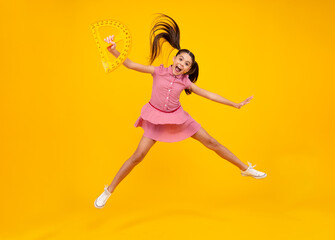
[107, 135, 157, 193]
[191, 127, 249, 171]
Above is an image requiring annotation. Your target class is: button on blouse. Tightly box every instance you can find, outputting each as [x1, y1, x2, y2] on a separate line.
[149, 64, 192, 112]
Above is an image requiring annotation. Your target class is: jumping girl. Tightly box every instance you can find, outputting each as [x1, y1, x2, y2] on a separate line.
[94, 14, 267, 209]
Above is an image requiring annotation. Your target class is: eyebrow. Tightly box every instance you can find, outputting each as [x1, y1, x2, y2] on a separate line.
[179, 56, 191, 64]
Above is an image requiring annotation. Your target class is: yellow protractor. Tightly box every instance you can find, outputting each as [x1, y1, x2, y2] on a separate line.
[91, 20, 131, 73]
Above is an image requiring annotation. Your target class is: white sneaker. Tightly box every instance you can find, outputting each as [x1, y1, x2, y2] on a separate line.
[241, 162, 267, 179]
[94, 185, 112, 208]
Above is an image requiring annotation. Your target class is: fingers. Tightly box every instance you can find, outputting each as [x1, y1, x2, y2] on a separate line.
[104, 35, 115, 44]
[244, 96, 254, 104]
[104, 35, 116, 49]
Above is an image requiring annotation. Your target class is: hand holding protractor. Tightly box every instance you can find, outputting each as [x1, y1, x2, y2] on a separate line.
[91, 20, 131, 73]
[104, 35, 116, 49]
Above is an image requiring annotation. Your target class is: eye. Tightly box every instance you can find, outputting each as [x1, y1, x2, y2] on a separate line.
[186, 63, 189, 66]
[179, 57, 182, 61]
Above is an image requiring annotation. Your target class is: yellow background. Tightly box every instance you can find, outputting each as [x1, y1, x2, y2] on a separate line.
[1, 0, 334, 239]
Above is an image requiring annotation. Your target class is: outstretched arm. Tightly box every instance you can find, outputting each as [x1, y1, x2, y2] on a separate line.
[189, 82, 253, 109]
[105, 35, 154, 74]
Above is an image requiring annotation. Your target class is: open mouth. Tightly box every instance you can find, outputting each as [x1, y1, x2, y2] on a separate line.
[175, 66, 182, 73]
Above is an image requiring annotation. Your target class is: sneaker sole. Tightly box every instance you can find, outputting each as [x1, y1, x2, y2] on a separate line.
[241, 173, 267, 179]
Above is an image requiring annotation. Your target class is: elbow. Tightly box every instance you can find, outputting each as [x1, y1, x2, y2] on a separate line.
[125, 64, 132, 70]
[123, 60, 133, 69]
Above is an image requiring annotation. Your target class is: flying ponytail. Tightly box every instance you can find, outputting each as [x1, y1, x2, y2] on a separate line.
[149, 14, 181, 64]
[149, 14, 199, 95]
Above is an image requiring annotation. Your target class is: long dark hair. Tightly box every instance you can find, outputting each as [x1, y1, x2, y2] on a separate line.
[149, 14, 199, 95]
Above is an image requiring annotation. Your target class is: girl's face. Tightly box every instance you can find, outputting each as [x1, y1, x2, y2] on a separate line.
[172, 52, 193, 76]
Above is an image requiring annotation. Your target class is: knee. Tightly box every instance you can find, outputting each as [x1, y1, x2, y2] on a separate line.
[205, 137, 220, 150]
[130, 150, 146, 164]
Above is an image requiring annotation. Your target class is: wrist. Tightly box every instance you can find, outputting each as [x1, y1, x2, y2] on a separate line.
[107, 47, 119, 57]
[107, 45, 115, 52]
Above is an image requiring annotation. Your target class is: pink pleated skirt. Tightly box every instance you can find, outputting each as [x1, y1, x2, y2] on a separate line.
[134, 102, 201, 142]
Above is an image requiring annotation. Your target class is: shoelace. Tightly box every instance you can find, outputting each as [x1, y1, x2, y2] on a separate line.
[104, 185, 111, 196]
[246, 162, 265, 176]
[247, 162, 256, 169]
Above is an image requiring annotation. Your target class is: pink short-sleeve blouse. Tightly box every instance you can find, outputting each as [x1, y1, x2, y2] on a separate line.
[134, 64, 201, 142]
